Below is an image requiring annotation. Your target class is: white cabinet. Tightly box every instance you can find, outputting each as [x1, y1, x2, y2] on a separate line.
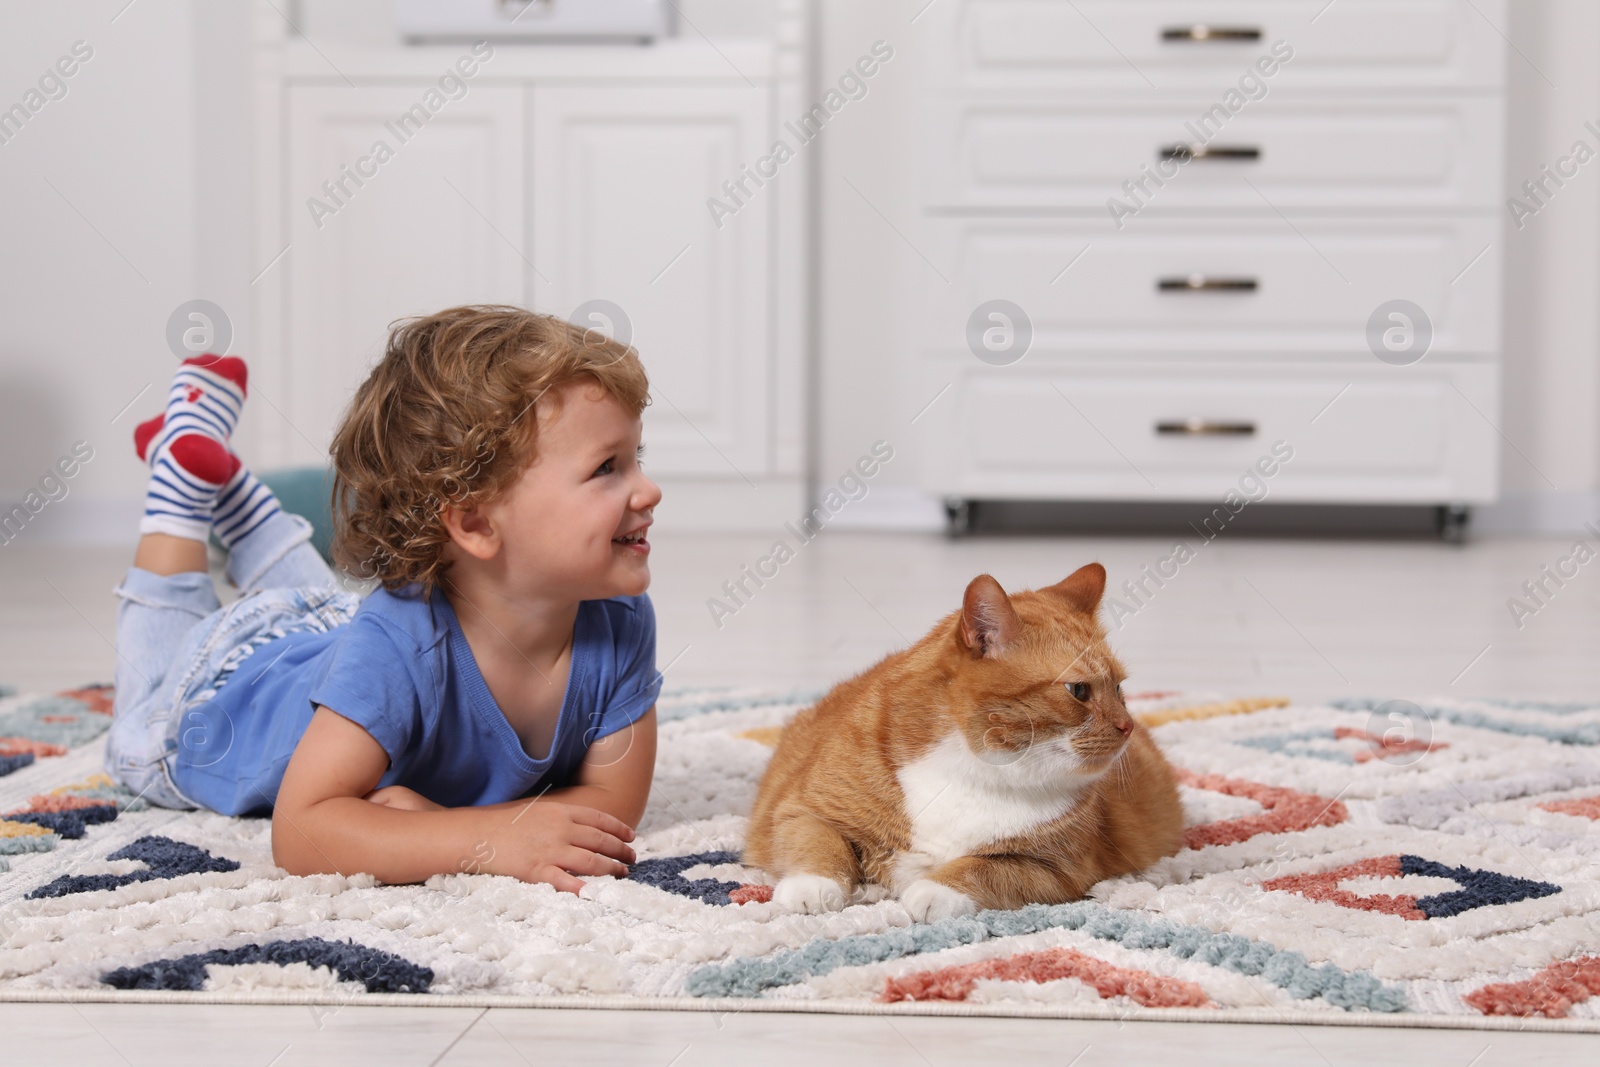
[914, 0, 1507, 532]
[283, 85, 526, 464]
[532, 86, 770, 477]
[252, 7, 810, 529]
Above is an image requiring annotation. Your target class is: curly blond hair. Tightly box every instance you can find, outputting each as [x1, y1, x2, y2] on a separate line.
[329, 304, 649, 592]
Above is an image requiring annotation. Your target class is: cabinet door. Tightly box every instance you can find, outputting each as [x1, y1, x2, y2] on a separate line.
[532, 85, 770, 478]
[284, 85, 525, 464]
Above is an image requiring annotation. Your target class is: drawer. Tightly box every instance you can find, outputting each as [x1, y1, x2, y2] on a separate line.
[921, 216, 1500, 356]
[916, 361, 1499, 503]
[922, 0, 1508, 91]
[924, 98, 1505, 210]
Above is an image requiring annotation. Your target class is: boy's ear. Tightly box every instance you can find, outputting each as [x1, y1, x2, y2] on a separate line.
[439, 500, 499, 562]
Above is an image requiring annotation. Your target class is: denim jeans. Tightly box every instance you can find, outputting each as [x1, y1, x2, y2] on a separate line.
[105, 512, 360, 809]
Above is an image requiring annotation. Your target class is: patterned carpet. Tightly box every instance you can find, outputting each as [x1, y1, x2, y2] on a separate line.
[1, 684, 1599, 1030]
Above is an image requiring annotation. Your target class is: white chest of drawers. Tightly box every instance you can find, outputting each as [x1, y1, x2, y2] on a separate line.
[912, 0, 1507, 537]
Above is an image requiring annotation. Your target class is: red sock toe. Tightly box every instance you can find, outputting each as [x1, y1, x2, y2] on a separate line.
[134, 412, 166, 463]
[183, 354, 249, 397]
[166, 433, 241, 486]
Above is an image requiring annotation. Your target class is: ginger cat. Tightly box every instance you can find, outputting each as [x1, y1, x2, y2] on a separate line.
[743, 563, 1184, 923]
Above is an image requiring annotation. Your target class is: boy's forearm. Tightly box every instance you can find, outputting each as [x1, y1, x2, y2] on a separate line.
[273, 796, 494, 883]
[463, 785, 641, 827]
[540, 784, 643, 828]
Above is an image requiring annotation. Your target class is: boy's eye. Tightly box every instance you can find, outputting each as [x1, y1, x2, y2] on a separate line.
[593, 458, 615, 477]
[1067, 682, 1091, 702]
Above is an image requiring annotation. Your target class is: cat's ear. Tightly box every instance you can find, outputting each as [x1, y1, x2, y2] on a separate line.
[1045, 563, 1107, 615]
[960, 574, 1021, 658]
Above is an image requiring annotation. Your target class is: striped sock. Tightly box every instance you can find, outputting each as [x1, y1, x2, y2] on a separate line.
[133, 355, 250, 543]
[139, 355, 249, 462]
[138, 435, 240, 542]
[213, 465, 283, 550]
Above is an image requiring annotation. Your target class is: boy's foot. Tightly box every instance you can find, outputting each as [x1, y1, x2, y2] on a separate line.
[138, 435, 241, 542]
[134, 355, 250, 543]
[134, 354, 249, 461]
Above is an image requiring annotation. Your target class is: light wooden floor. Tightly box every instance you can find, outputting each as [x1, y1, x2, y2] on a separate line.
[2, 529, 1598, 1065]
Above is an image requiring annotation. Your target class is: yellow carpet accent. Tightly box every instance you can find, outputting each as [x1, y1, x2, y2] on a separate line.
[0, 819, 55, 839]
[1136, 696, 1289, 728]
[736, 725, 785, 748]
[49, 772, 114, 795]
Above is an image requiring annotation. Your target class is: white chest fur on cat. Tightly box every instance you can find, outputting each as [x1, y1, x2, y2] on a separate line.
[890, 730, 1089, 889]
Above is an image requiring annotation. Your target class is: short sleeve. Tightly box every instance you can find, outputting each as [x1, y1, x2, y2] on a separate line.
[592, 593, 662, 740]
[305, 613, 428, 766]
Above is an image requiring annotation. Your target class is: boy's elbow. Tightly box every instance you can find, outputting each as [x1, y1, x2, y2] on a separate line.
[270, 808, 325, 876]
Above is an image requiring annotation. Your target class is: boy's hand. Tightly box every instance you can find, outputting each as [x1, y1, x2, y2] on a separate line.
[481, 800, 638, 895]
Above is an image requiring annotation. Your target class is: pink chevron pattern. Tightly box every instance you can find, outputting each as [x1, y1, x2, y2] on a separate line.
[880, 946, 1213, 1007]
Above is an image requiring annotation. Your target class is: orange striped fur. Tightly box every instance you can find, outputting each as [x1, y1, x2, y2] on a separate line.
[743, 564, 1185, 917]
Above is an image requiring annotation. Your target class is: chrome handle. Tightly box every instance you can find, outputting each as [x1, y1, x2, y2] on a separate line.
[1157, 275, 1259, 292]
[497, 0, 553, 16]
[1159, 144, 1261, 163]
[1156, 420, 1257, 437]
[1162, 25, 1262, 43]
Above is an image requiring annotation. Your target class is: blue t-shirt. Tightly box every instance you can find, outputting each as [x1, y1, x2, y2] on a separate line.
[171, 586, 661, 816]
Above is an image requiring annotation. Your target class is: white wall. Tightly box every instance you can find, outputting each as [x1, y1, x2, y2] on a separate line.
[1481, 0, 1600, 532]
[0, 0, 203, 544]
[815, 0, 1600, 535]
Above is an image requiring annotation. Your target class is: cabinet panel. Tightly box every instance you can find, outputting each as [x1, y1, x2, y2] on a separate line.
[284, 85, 525, 464]
[918, 361, 1499, 503]
[924, 0, 1508, 91]
[923, 216, 1500, 356]
[926, 98, 1504, 210]
[532, 86, 770, 478]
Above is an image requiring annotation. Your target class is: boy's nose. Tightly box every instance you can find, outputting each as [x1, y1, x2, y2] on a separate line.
[637, 474, 663, 510]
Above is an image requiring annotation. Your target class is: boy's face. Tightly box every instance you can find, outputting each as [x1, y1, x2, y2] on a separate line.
[483, 381, 660, 601]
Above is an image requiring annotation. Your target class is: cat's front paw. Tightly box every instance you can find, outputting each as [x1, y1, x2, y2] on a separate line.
[899, 878, 978, 923]
[773, 873, 849, 914]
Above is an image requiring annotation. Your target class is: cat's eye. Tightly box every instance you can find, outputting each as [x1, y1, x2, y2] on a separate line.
[1067, 682, 1091, 702]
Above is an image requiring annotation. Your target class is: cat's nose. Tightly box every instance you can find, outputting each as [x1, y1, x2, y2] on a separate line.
[1114, 718, 1133, 736]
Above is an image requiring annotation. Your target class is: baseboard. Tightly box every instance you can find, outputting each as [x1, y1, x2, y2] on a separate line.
[1473, 489, 1600, 537]
[0, 496, 144, 549]
[822, 484, 1600, 538]
[819, 482, 945, 532]
[9, 485, 1596, 545]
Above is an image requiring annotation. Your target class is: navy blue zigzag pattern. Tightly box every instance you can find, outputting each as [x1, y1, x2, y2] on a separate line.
[28, 835, 240, 899]
[102, 936, 433, 993]
[1400, 855, 1562, 918]
[6, 804, 120, 841]
[626, 849, 745, 904]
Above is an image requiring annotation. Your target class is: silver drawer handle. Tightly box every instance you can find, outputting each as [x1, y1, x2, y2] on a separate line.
[1156, 420, 1258, 437]
[497, 0, 553, 16]
[1160, 144, 1261, 163]
[1162, 25, 1262, 43]
[1158, 275, 1259, 292]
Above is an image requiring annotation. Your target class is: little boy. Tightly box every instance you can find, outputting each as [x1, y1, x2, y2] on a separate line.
[106, 306, 660, 894]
